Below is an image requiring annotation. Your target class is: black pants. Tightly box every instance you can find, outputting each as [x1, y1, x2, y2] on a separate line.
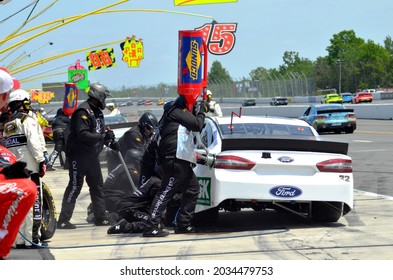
[30, 173, 41, 242]
[47, 130, 66, 167]
[58, 152, 106, 223]
[144, 158, 200, 230]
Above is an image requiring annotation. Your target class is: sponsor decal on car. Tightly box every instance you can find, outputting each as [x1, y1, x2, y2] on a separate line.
[269, 186, 302, 198]
[277, 156, 294, 163]
[197, 177, 211, 206]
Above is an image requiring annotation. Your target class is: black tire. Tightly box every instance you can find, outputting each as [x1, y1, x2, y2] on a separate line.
[345, 127, 354, 133]
[311, 201, 343, 222]
[41, 182, 57, 240]
[192, 207, 219, 226]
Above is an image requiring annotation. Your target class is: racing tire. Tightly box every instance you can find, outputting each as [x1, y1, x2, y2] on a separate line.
[345, 127, 354, 134]
[193, 207, 219, 226]
[40, 182, 57, 240]
[311, 201, 343, 223]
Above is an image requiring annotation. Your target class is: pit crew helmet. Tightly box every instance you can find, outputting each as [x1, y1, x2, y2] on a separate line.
[8, 89, 31, 111]
[87, 83, 111, 110]
[206, 89, 213, 101]
[106, 102, 115, 110]
[138, 112, 158, 136]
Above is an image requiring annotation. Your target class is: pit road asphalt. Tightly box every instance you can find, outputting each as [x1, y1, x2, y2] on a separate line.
[6, 118, 393, 260]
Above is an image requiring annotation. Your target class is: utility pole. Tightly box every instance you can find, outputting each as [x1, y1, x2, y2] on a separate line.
[338, 59, 343, 94]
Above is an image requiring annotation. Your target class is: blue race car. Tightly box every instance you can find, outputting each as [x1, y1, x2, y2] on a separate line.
[341, 92, 353, 103]
[299, 104, 356, 134]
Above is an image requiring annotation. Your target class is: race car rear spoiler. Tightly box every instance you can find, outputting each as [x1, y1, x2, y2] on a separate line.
[221, 136, 349, 155]
[316, 108, 354, 114]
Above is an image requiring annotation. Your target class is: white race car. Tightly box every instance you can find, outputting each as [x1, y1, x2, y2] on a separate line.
[193, 115, 353, 223]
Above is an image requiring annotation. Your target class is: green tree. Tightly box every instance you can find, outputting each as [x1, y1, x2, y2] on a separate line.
[384, 35, 393, 56]
[208, 60, 233, 84]
[249, 66, 269, 81]
[326, 30, 365, 62]
[322, 30, 393, 91]
[279, 51, 314, 77]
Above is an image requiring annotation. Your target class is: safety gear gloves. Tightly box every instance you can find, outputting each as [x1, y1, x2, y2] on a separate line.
[39, 161, 46, 177]
[198, 101, 210, 114]
[43, 151, 49, 164]
[103, 130, 116, 146]
[0, 161, 32, 179]
[109, 141, 120, 152]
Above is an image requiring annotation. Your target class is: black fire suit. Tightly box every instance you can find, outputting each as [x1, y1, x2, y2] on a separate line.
[143, 100, 205, 233]
[58, 100, 108, 225]
[102, 160, 141, 214]
[47, 109, 70, 169]
[106, 125, 149, 173]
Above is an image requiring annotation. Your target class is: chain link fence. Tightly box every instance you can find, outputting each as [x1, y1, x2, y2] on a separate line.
[43, 76, 316, 101]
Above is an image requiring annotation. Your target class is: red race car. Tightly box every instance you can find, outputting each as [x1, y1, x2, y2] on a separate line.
[352, 92, 373, 103]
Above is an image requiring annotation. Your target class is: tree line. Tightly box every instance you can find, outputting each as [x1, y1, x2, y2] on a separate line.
[208, 30, 393, 94]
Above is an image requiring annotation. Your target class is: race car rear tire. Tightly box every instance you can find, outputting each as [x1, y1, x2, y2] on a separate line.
[193, 207, 219, 226]
[311, 201, 343, 223]
[40, 182, 57, 240]
[345, 127, 354, 133]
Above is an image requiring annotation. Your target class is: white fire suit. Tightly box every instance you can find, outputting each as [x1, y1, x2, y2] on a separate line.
[208, 100, 223, 117]
[3, 111, 46, 246]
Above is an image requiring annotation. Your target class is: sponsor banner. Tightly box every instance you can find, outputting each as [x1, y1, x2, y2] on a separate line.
[86, 48, 116, 71]
[120, 36, 144, 67]
[30, 89, 55, 104]
[197, 176, 211, 206]
[68, 69, 88, 90]
[195, 22, 237, 55]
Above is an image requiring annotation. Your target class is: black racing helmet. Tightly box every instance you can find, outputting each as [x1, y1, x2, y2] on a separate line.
[138, 112, 158, 131]
[87, 83, 111, 110]
[124, 149, 143, 166]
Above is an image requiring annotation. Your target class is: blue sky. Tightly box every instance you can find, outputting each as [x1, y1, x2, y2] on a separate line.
[1, 0, 393, 90]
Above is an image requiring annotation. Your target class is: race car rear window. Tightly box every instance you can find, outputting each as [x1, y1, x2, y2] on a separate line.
[219, 123, 314, 136]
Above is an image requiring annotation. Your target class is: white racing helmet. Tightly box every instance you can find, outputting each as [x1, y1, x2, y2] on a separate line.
[106, 102, 115, 109]
[8, 89, 31, 111]
[8, 89, 30, 103]
[206, 89, 213, 101]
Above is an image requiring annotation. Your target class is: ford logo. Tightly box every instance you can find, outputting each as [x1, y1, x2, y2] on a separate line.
[269, 186, 302, 198]
[278, 156, 294, 163]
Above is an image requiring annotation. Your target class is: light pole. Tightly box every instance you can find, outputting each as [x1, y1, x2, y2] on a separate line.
[337, 59, 343, 94]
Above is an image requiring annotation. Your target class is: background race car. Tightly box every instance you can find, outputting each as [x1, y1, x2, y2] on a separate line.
[352, 92, 373, 103]
[270, 96, 288, 106]
[321, 93, 343, 104]
[299, 104, 356, 134]
[341, 92, 353, 103]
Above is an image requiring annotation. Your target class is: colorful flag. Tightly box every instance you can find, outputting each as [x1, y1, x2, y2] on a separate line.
[120, 36, 144, 67]
[86, 48, 116, 71]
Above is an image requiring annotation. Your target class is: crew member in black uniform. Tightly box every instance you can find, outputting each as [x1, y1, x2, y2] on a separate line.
[56, 83, 120, 229]
[142, 95, 208, 237]
[103, 149, 144, 215]
[106, 112, 158, 173]
[46, 108, 70, 170]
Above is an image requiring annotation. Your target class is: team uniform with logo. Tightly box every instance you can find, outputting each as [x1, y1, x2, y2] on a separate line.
[3, 112, 46, 247]
[143, 96, 205, 236]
